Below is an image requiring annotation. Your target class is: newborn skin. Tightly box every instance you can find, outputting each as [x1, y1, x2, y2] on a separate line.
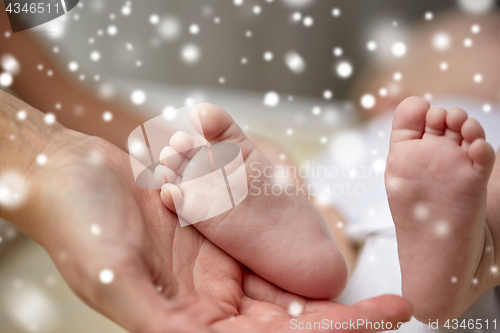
[386, 97, 498, 321]
[154, 103, 347, 300]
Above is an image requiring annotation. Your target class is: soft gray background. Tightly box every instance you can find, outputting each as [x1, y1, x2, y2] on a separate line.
[36, 0, 456, 99]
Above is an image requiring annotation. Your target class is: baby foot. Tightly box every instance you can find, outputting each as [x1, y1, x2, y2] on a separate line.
[155, 132, 246, 225]
[386, 97, 497, 321]
[154, 103, 347, 299]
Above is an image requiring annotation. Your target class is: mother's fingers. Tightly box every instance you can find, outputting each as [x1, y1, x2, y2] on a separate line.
[239, 295, 290, 316]
[214, 295, 412, 333]
[354, 295, 413, 328]
[241, 269, 340, 314]
[212, 314, 289, 333]
[240, 268, 412, 332]
[288, 296, 411, 333]
[88, 261, 213, 333]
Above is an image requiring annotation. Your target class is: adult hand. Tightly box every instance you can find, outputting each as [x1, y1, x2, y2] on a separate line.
[0, 91, 412, 332]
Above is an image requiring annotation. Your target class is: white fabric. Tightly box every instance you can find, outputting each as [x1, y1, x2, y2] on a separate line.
[312, 97, 500, 240]
[311, 97, 500, 331]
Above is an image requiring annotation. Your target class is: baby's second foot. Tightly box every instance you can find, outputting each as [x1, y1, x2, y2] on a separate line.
[155, 104, 347, 299]
[386, 97, 498, 321]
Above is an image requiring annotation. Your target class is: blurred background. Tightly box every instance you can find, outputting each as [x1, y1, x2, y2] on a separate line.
[1, 0, 500, 331]
[27, 0, 458, 98]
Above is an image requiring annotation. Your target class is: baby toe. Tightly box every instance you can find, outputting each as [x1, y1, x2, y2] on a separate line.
[154, 165, 179, 185]
[424, 106, 447, 136]
[160, 146, 183, 170]
[169, 131, 197, 153]
[461, 118, 486, 152]
[445, 107, 468, 144]
[469, 139, 496, 171]
[160, 184, 183, 214]
[461, 118, 486, 143]
[191, 103, 249, 145]
[390, 96, 430, 147]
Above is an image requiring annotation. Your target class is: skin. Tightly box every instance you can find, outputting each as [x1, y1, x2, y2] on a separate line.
[348, 11, 500, 321]
[3, 6, 499, 325]
[157, 104, 348, 300]
[0, 8, 368, 327]
[0, 3, 357, 267]
[385, 96, 500, 321]
[0, 90, 413, 332]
